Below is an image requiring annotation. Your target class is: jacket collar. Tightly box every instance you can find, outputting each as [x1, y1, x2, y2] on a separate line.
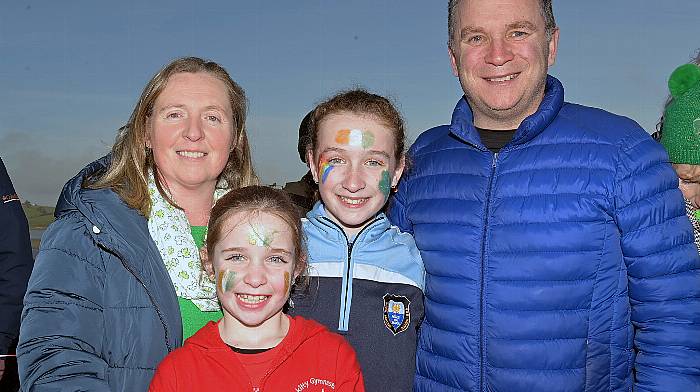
[305, 201, 390, 244]
[449, 74, 565, 149]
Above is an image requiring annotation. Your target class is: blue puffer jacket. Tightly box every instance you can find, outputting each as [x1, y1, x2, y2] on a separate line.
[389, 76, 700, 392]
[18, 157, 182, 391]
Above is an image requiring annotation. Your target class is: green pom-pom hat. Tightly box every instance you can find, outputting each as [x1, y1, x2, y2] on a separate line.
[661, 63, 700, 164]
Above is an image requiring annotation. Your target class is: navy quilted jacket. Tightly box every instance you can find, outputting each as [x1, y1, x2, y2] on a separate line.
[389, 76, 700, 392]
[18, 157, 182, 391]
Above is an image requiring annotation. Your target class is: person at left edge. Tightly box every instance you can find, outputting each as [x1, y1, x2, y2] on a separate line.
[17, 57, 259, 391]
[0, 157, 34, 384]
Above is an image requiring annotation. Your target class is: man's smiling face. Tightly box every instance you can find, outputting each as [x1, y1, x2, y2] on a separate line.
[449, 0, 559, 130]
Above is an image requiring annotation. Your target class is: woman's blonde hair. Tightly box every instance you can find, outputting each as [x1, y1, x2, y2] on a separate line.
[91, 57, 259, 215]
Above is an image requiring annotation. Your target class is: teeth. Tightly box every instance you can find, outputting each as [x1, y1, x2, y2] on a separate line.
[488, 74, 518, 82]
[178, 151, 205, 158]
[237, 294, 268, 304]
[340, 197, 367, 205]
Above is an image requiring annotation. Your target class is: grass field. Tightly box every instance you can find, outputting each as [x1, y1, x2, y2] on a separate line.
[22, 202, 55, 229]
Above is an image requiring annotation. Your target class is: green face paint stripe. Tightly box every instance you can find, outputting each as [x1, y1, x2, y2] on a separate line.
[379, 170, 391, 198]
[361, 131, 375, 149]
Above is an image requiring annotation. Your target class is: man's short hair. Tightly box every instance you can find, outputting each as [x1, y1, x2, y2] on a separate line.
[447, 0, 556, 50]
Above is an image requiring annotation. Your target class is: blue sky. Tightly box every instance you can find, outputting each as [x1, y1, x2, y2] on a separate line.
[1, 1, 699, 205]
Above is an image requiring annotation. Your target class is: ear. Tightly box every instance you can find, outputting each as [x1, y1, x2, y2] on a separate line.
[200, 247, 215, 280]
[307, 149, 320, 183]
[391, 156, 406, 188]
[547, 27, 560, 67]
[449, 46, 460, 78]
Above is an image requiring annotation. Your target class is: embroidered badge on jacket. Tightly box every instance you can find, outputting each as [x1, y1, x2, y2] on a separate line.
[383, 293, 411, 335]
[2, 193, 19, 203]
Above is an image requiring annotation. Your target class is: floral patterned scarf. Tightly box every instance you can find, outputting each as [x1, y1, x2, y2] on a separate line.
[147, 171, 227, 311]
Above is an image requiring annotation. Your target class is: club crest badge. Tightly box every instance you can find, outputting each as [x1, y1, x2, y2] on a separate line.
[383, 293, 410, 335]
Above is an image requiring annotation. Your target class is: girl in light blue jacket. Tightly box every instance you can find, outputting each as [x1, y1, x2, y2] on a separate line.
[289, 89, 425, 392]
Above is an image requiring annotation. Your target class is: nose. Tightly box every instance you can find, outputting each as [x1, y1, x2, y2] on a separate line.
[243, 264, 267, 288]
[184, 116, 204, 141]
[484, 38, 514, 66]
[342, 165, 366, 193]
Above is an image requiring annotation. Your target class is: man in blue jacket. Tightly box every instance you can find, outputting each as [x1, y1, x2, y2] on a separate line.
[388, 0, 700, 390]
[0, 157, 33, 387]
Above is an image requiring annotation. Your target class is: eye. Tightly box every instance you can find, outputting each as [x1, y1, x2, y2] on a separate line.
[466, 35, 484, 45]
[224, 253, 246, 263]
[327, 157, 345, 165]
[509, 30, 529, 39]
[165, 111, 184, 119]
[205, 114, 222, 123]
[268, 255, 288, 264]
[365, 159, 385, 167]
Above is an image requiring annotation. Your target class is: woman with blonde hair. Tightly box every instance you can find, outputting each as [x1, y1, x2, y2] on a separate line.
[18, 57, 258, 391]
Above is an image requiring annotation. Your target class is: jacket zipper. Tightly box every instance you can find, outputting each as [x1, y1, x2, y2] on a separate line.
[321, 217, 380, 332]
[480, 152, 498, 392]
[97, 242, 173, 351]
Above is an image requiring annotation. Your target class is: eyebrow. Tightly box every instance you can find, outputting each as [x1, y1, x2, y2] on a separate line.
[156, 104, 228, 113]
[460, 26, 484, 39]
[220, 246, 293, 256]
[506, 21, 537, 31]
[459, 20, 537, 39]
[320, 146, 391, 160]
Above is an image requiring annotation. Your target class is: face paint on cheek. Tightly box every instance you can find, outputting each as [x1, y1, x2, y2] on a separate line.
[378, 170, 392, 199]
[218, 270, 237, 292]
[319, 159, 333, 184]
[284, 271, 291, 295]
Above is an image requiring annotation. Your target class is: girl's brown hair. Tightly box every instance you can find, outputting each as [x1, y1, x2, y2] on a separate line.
[203, 186, 308, 285]
[90, 56, 259, 215]
[306, 89, 407, 161]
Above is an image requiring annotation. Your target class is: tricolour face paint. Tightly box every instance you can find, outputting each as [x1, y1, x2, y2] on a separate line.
[378, 170, 392, 199]
[247, 224, 277, 247]
[218, 269, 237, 292]
[335, 129, 375, 149]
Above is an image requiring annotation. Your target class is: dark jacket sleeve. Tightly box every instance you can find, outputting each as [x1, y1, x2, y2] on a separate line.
[0, 157, 34, 355]
[613, 135, 700, 390]
[17, 213, 111, 391]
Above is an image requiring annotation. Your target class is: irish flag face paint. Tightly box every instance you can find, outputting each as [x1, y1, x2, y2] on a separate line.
[335, 129, 375, 149]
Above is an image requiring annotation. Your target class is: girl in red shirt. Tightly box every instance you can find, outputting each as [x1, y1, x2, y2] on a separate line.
[149, 186, 365, 392]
